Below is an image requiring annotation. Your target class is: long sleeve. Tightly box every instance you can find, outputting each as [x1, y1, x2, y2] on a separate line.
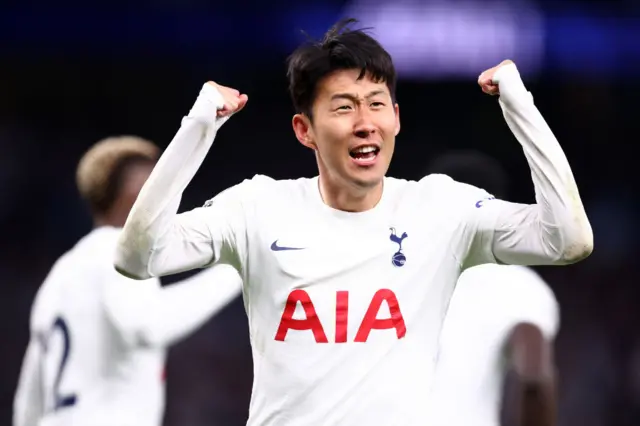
[13, 339, 44, 426]
[114, 83, 242, 280]
[103, 264, 243, 348]
[462, 64, 593, 267]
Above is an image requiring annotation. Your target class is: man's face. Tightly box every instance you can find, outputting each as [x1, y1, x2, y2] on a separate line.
[294, 69, 400, 191]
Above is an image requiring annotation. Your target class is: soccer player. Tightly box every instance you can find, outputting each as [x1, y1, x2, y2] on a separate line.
[425, 151, 559, 426]
[13, 136, 242, 426]
[114, 18, 592, 425]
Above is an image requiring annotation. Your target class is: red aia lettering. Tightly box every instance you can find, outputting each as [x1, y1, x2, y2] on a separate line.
[274, 289, 328, 343]
[275, 289, 406, 343]
[335, 291, 349, 343]
[354, 289, 406, 342]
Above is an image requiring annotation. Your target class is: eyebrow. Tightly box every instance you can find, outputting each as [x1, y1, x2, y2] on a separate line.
[330, 89, 387, 102]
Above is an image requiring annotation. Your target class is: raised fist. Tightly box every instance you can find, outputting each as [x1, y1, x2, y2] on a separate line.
[206, 81, 249, 117]
[477, 60, 515, 96]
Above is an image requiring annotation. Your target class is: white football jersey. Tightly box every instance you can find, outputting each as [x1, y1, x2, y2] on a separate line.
[157, 173, 551, 426]
[115, 66, 591, 426]
[14, 227, 242, 426]
[428, 264, 560, 426]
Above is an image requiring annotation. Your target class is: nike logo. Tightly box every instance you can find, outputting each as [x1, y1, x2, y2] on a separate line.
[271, 240, 305, 251]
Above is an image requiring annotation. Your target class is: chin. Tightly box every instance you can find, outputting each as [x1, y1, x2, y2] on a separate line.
[339, 156, 389, 189]
[350, 172, 385, 189]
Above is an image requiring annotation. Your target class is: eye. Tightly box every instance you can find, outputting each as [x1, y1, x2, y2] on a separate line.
[370, 102, 385, 108]
[337, 105, 353, 111]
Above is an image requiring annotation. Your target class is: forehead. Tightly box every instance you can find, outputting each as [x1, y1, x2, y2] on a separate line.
[316, 69, 390, 99]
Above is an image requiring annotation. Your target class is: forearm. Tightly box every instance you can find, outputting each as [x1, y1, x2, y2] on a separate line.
[502, 370, 556, 426]
[13, 342, 43, 426]
[492, 65, 593, 264]
[504, 323, 557, 426]
[520, 379, 557, 426]
[138, 265, 242, 346]
[115, 84, 226, 279]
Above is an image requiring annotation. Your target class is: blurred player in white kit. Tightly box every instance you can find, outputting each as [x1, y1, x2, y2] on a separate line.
[426, 151, 560, 426]
[13, 136, 242, 426]
[114, 18, 591, 426]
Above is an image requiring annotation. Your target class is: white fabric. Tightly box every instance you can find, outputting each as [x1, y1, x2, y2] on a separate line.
[14, 227, 242, 426]
[114, 65, 591, 426]
[429, 264, 559, 426]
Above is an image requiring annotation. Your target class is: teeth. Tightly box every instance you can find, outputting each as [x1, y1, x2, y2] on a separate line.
[353, 146, 377, 154]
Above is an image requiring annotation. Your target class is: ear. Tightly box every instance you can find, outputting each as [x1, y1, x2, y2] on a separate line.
[292, 114, 317, 150]
[394, 103, 401, 136]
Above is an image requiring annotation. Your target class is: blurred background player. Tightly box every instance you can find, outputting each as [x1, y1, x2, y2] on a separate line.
[426, 150, 559, 426]
[13, 136, 242, 426]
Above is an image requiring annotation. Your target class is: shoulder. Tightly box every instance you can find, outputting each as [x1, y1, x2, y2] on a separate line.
[29, 236, 96, 330]
[202, 174, 314, 207]
[382, 174, 494, 220]
[33, 229, 123, 311]
[245, 174, 315, 195]
[420, 173, 493, 207]
[387, 173, 493, 209]
[247, 174, 315, 195]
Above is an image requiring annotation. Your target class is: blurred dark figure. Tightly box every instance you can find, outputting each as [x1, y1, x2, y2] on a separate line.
[425, 149, 557, 426]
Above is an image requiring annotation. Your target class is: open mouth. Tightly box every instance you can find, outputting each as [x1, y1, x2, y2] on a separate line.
[349, 145, 380, 165]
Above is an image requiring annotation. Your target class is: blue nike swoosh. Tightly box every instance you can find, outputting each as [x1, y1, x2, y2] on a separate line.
[271, 240, 305, 251]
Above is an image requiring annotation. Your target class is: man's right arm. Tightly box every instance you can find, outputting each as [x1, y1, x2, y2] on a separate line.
[502, 323, 557, 426]
[500, 269, 560, 426]
[103, 264, 243, 348]
[114, 83, 246, 279]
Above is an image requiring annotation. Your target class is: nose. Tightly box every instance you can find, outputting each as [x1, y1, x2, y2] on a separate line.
[353, 109, 376, 139]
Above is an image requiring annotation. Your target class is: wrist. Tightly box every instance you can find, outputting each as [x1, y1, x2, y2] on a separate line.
[187, 83, 225, 125]
[493, 63, 531, 105]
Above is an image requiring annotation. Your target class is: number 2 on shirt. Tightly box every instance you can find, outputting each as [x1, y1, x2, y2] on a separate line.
[44, 316, 78, 411]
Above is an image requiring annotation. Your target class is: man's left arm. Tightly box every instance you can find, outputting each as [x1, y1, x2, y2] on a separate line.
[470, 61, 593, 267]
[103, 263, 243, 348]
[13, 338, 44, 426]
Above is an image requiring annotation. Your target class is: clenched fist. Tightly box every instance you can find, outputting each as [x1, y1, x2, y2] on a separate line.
[477, 60, 515, 96]
[206, 81, 249, 117]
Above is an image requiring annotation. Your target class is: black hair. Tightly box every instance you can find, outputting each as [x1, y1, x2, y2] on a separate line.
[287, 18, 397, 120]
[425, 150, 509, 199]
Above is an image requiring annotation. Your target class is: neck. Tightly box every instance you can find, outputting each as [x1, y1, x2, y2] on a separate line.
[93, 211, 126, 229]
[318, 173, 383, 213]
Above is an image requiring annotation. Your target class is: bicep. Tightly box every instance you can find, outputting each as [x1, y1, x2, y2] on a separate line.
[147, 193, 247, 277]
[492, 202, 570, 265]
[145, 208, 219, 276]
[465, 200, 569, 268]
